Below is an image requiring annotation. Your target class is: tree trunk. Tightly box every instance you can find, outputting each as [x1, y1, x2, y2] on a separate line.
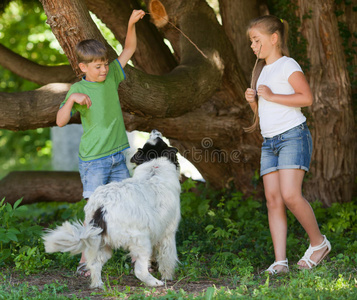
[39, 0, 118, 77]
[0, 171, 83, 205]
[298, 0, 355, 205]
[219, 0, 261, 81]
[0, 0, 354, 205]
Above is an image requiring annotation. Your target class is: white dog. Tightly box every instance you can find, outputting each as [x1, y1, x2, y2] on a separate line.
[43, 130, 181, 288]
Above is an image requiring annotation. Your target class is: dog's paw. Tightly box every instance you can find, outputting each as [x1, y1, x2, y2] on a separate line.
[160, 271, 174, 281]
[147, 279, 164, 287]
[90, 281, 104, 289]
[161, 276, 173, 281]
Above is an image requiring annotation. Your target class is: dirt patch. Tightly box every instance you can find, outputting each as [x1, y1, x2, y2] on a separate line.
[2, 268, 230, 299]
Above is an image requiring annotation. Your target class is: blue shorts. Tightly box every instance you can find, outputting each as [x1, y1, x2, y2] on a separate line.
[260, 122, 313, 176]
[79, 151, 130, 199]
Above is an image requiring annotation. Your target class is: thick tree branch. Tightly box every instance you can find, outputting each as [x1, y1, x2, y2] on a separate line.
[0, 83, 79, 131]
[0, 43, 76, 85]
[0, 171, 82, 205]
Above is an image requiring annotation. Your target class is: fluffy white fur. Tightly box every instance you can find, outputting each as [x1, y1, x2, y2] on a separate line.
[43, 137, 181, 288]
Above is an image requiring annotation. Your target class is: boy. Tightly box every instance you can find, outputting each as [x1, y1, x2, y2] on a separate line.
[56, 9, 146, 276]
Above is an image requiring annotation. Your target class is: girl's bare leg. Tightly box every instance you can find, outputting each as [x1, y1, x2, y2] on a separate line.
[278, 169, 326, 267]
[263, 171, 288, 272]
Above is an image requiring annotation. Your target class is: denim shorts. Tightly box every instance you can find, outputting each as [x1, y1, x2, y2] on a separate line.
[79, 151, 130, 199]
[260, 122, 313, 176]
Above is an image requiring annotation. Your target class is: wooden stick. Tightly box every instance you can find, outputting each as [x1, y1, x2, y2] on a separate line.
[146, 12, 208, 59]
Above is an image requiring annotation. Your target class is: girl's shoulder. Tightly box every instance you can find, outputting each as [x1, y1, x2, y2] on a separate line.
[275, 56, 300, 67]
[266, 56, 300, 69]
[281, 56, 303, 77]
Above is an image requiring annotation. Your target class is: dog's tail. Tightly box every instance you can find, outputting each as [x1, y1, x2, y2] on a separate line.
[43, 221, 103, 255]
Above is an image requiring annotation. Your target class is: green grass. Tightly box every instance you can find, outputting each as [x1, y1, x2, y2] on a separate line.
[0, 179, 356, 299]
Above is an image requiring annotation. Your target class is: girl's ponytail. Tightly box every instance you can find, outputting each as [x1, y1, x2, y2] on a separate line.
[280, 19, 290, 57]
[244, 59, 265, 133]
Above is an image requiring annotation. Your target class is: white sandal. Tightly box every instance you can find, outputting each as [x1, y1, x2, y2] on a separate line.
[265, 259, 289, 275]
[298, 235, 331, 269]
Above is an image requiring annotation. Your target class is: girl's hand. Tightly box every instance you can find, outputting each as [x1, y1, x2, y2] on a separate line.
[257, 85, 274, 101]
[129, 9, 145, 25]
[70, 93, 92, 108]
[245, 88, 257, 103]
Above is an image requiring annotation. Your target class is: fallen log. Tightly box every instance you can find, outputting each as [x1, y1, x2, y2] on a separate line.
[0, 171, 83, 205]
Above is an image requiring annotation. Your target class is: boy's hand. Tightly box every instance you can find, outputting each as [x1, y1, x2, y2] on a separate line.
[70, 93, 92, 108]
[128, 9, 145, 25]
[245, 88, 256, 103]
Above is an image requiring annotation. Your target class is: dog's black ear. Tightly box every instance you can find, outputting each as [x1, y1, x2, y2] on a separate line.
[130, 148, 144, 164]
[167, 147, 178, 155]
[162, 147, 179, 163]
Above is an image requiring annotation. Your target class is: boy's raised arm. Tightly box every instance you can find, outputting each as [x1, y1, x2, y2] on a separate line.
[118, 10, 145, 68]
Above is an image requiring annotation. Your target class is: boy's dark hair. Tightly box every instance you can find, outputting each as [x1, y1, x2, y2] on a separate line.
[75, 39, 108, 64]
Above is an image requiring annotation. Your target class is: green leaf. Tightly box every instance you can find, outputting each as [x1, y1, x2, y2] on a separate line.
[205, 225, 214, 233]
[5, 203, 13, 213]
[0, 233, 10, 243]
[13, 198, 23, 209]
[6, 232, 18, 242]
[205, 287, 215, 300]
[7, 228, 21, 235]
[0, 249, 11, 262]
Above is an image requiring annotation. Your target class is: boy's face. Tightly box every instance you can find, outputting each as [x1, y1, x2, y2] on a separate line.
[79, 59, 109, 82]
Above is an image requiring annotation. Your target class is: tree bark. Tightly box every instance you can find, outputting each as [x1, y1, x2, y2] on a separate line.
[0, 171, 83, 205]
[0, 44, 77, 85]
[298, 0, 355, 205]
[39, 0, 118, 77]
[219, 0, 260, 81]
[335, 0, 357, 73]
[0, 83, 79, 131]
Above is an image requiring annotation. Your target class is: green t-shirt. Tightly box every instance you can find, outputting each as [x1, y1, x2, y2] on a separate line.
[61, 59, 129, 161]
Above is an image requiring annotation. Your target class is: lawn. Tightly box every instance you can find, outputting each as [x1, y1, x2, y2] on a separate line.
[0, 179, 356, 299]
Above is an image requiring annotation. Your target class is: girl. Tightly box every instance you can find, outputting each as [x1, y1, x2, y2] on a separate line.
[244, 15, 331, 274]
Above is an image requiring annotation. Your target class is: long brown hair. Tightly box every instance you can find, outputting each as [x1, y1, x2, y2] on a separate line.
[244, 15, 290, 133]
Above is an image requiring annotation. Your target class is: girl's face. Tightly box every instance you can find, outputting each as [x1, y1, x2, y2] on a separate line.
[249, 27, 278, 61]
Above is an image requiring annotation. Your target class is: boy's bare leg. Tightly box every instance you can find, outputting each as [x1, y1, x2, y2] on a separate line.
[78, 220, 91, 277]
